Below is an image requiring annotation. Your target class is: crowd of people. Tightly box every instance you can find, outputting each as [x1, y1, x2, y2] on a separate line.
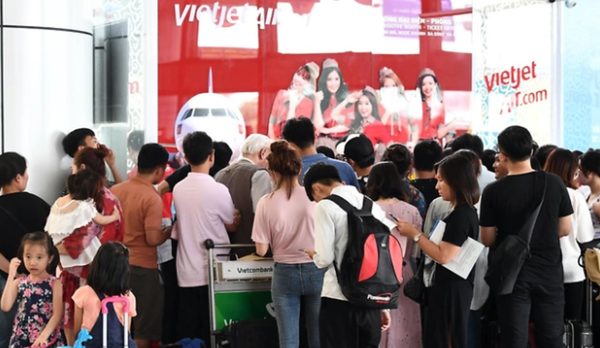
[0, 118, 599, 348]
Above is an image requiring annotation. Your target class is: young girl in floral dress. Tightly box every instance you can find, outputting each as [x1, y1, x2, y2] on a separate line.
[0, 232, 64, 348]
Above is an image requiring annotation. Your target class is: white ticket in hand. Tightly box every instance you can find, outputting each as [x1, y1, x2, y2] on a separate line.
[442, 237, 485, 280]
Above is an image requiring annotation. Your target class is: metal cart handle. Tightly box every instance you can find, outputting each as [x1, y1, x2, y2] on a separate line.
[204, 239, 256, 250]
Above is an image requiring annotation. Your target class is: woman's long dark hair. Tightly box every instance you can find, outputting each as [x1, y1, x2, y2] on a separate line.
[318, 67, 349, 114]
[87, 242, 130, 296]
[0, 152, 27, 187]
[267, 140, 302, 199]
[545, 148, 578, 190]
[350, 89, 380, 133]
[437, 154, 480, 206]
[366, 162, 409, 202]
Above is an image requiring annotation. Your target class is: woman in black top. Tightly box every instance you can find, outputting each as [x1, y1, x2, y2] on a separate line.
[0, 152, 51, 347]
[396, 154, 480, 348]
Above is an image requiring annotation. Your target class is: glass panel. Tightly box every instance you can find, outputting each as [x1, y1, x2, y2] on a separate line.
[211, 108, 228, 117]
[159, 0, 474, 155]
[182, 109, 194, 120]
[472, 0, 552, 148]
[193, 108, 210, 117]
[563, 0, 600, 150]
[93, 0, 146, 177]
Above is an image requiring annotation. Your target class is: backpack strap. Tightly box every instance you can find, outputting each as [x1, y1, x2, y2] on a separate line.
[325, 195, 374, 217]
[325, 195, 356, 213]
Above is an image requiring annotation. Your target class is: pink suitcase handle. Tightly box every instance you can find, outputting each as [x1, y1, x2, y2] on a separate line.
[101, 296, 131, 314]
[101, 296, 131, 348]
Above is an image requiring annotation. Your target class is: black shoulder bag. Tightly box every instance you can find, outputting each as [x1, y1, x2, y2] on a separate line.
[485, 171, 547, 295]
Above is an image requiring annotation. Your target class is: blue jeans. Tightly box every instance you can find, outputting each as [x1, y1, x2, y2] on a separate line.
[272, 262, 325, 348]
[0, 277, 16, 348]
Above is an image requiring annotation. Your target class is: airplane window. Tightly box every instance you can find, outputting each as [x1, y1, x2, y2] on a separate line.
[226, 109, 239, 120]
[212, 108, 227, 117]
[193, 108, 209, 117]
[182, 109, 193, 120]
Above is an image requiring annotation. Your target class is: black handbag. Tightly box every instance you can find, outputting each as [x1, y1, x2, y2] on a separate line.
[403, 258, 426, 304]
[485, 171, 546, 295]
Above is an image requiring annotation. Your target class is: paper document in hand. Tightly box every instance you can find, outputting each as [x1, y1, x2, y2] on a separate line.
[442, 237, 484, 279]
[429, 220, 446, 245]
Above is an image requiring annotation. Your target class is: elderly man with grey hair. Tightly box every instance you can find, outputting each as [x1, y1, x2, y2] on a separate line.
[214, 134, 273, 255]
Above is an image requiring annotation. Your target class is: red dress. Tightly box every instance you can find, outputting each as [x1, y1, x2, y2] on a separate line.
[345, 114, 392, 148]
[419, 101, 445, 140]
[55, 215, 100, 329]
[98, 187, 124, 244]
[320, 95, 349, 139]
[58, 190, 124, 329]
[270, 90, 314, 138]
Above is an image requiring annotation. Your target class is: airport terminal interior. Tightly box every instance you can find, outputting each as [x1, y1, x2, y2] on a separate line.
[1, 0, 600, 347]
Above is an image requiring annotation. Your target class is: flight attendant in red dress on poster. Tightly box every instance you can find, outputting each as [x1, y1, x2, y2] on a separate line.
[313, 58, 351, 150]
[407, 68, 454, 144]
[378, 67, 410, 144]
[338, 86, 392, 149]
[268, 62, 320, 140]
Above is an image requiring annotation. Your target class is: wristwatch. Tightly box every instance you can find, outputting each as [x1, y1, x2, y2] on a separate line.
[413, 233, 423, 243]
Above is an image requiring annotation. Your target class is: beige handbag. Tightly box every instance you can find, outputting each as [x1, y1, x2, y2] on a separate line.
[585, 248, 600, 299]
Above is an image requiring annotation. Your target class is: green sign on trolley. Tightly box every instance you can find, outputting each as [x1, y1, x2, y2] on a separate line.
[214, 291, 275, 330]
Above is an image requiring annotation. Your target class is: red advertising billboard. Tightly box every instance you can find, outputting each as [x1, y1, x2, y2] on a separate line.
[158, 0, 473, 156]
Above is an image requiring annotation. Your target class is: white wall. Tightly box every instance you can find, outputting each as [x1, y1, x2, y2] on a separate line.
[1, 0, 93, 203]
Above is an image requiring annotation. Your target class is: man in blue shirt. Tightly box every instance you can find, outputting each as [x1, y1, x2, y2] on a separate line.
[282, 117, 360, 191]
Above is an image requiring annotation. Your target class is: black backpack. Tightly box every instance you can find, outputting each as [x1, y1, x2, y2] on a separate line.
[325, 195, 403, 309]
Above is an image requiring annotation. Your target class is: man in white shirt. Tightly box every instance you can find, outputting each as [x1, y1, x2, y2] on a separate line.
[302, 163, 391, 348]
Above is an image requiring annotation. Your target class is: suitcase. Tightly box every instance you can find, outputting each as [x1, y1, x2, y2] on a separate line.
[221, 318, 279, 348]
[60, 296, 135, 348]
[101, 296, 135, 348]
[564, 319, 594, 348]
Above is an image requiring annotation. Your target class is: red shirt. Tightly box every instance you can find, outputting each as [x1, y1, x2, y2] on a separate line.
[128, 164, 174, 218]
[419, 102, 445, 139]
[388, 116, 410, 144]
[320, 96, 350, 139]
[345, 114, 392, 147]
[363, 121, 393, 147]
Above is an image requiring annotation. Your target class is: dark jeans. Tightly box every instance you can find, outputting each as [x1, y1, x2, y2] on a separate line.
[564, 281, 584, 321]
[319, 298, 382, 348]
[467, 309, 483, 348]
[497, 280, 564, 348]
[160, 257, 179, 344]
[177, 286, 210, 346]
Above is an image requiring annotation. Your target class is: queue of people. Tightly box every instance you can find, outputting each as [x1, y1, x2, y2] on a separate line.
[0, 119, 599, 348]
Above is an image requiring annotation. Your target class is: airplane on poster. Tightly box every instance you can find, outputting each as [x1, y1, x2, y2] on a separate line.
[174, 68, 247, 160]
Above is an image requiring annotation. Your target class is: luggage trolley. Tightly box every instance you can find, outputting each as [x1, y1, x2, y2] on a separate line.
[204, 239, 275, 348]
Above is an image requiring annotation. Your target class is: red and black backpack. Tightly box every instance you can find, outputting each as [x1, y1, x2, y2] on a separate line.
[325, 195, 403, 309]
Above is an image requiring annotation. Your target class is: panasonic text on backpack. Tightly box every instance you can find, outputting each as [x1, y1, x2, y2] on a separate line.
[367, 294, 392, 303]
